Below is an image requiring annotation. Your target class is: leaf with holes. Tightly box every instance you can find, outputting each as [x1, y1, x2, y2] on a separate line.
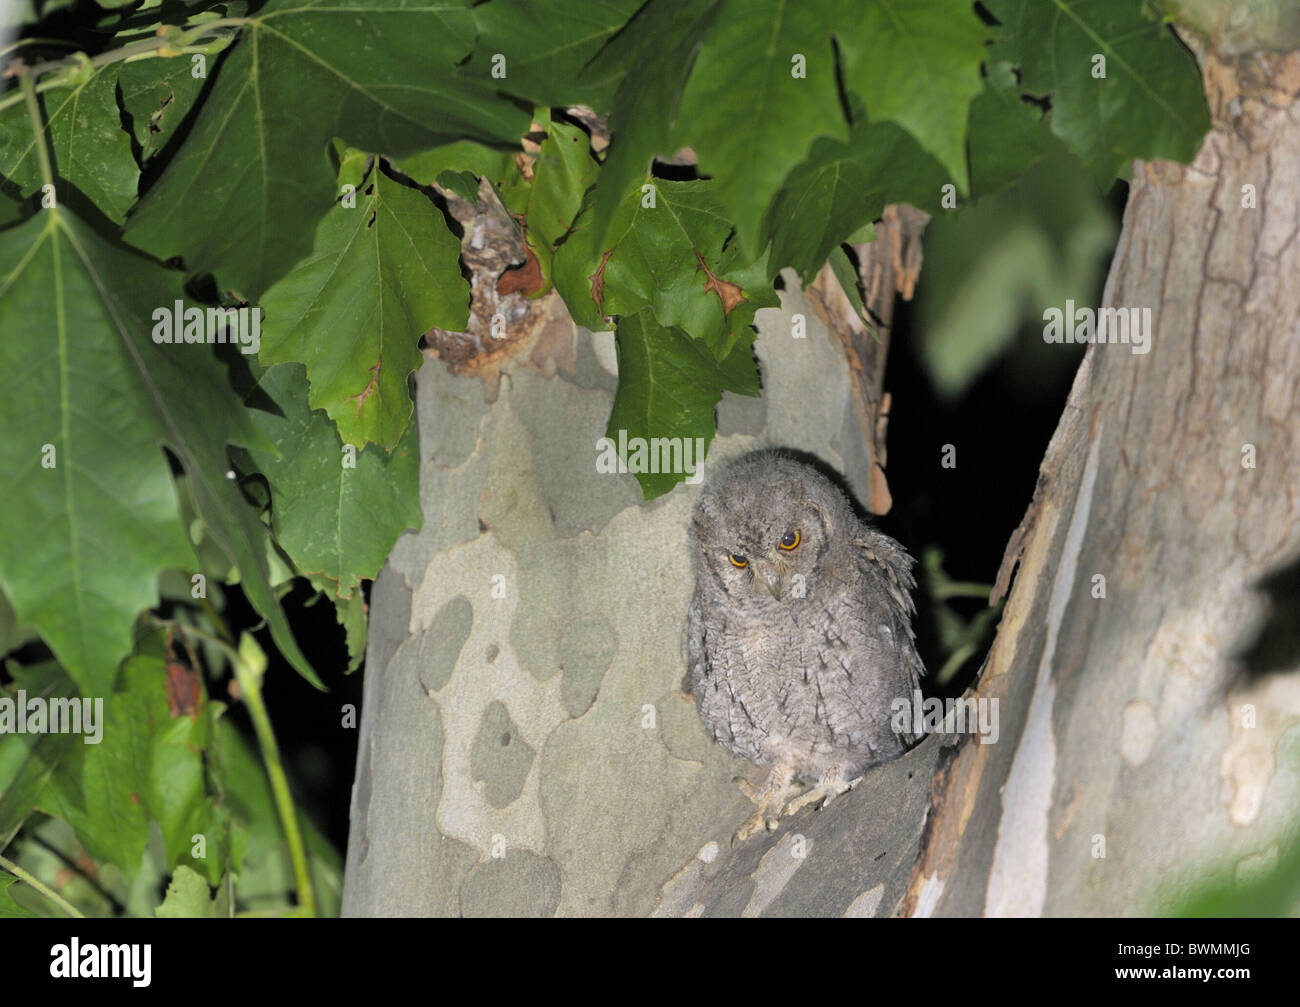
[968, 61, 1051, 197]
[117, 54, 213, 165]
[0, 66, 138, 223]
[124, 0, 528, 300]
[239, 362, 422, 600]
[0, 207, 318, 694]
[258, 152, 469, 450]
[554, 179, 777, 359]
[985, 0, 1210, 185]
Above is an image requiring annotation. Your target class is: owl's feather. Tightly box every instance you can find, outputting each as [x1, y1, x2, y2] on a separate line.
[686, 449, 924, 836]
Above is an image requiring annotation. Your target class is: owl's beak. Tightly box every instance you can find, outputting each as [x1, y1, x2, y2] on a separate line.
[755, 556, 783, 599]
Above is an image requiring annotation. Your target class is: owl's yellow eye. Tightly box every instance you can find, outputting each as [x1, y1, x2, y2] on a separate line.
[729, 553, 748, 568]
[779, 530, 801, 550]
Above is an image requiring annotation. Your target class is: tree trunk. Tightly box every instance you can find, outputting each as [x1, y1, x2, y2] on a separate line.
[901, 44, 1300, 917]
[342, 45, 1300, 917]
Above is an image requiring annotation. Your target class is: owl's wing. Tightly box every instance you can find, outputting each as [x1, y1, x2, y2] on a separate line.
[853, 529, 926, 740]
[685, 588, 711, 700]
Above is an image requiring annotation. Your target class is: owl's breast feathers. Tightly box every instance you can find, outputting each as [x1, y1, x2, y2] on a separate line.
[687, 526, 925, 779]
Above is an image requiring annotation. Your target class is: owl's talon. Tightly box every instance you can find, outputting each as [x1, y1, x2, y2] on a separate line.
[735, 778, 760, 802]
[732, 811, 777, 845]
[731, 764, 801, 843]
[780, 770, 859, 818]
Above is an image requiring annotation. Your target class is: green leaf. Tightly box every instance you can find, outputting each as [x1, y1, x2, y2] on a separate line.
[555, 179, 778, 357]
[40, 655, 227, 884]
[393, 139, 514, 189]
[605, 310, 758, 498]
[503, 114, 596, 250]
[0, 587, 38, 674]
[969, 62, 1051, 198]
[0, 664, 77, 854]
[467, 0, 644, 108]
[0, 872, 37, 917]
[0, 208, 318, 693]
[986, 0, 1211, 185]
[330, 588, 368, 673]
[674, 0, 849, 257]
[835, 0, 989, 193]
[117, 54, 212, 164]
[0, 66, 139, 223]
[579, 0, 726, 256]
[156, 865, 228, 917]
[500, 112, 599, 292]
[765, 116, 948, 284]
[0, 211, 193, 695]
[435, 169, 482, 204]
[828, 245, 868, 329]
[241, 362, 422, 601]
[259, 153, 467, 449]
[124, 0, 530, 300]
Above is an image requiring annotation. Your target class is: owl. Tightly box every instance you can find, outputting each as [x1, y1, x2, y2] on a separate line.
[686, 449, 925, 841]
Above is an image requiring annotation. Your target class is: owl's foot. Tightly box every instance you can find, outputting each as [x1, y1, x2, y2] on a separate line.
[780, 767, 862, 817]
[732, 765, 801, 844]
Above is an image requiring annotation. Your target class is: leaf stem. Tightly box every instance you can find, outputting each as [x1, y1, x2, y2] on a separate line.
[932, 582, 998, 601]
[0, 20, 245, 116]
[0, 37, 79, 58]
[21, 20, 245, 78]
[0, 853, 86, 918]
[17, 67, 54, 192]
[150, 618, 316, 916]
[230, 637, 316, 918]
[0, 76, 70, 115]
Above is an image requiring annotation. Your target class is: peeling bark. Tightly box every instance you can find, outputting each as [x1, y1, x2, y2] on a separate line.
[905, 46, 1300, 917]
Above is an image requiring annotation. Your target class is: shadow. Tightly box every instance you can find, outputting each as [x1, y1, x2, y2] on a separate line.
[1234, 549, 1300, 678]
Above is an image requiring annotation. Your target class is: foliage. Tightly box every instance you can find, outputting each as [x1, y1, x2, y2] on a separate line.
[0, 0, 1209, 915]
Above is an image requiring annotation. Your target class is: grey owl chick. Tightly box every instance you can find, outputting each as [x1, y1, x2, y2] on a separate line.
[686, 449, 924, 841]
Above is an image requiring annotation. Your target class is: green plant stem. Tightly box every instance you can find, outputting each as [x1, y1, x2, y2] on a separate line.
[230, 645, 316, 918]
[146, 616, 235, 658]
[0, 76, 70, 115]
[0, 22, 243, 115]
[18, 68, 53, 192]
[933, 582, 998, 601]
[24, 19, 246, 76]
[0, 37, 79, 58]
[195, 589, 235, 647]
[0, 853, 86, 919]
[152, 616, 316, 916]
[935, 641, 980, 685]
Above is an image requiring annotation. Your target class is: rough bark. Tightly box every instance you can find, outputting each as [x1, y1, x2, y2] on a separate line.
[901, 45, 1300, 917]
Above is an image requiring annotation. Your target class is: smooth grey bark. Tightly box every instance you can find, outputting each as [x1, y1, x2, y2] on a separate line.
[342, 273, 921, 916]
